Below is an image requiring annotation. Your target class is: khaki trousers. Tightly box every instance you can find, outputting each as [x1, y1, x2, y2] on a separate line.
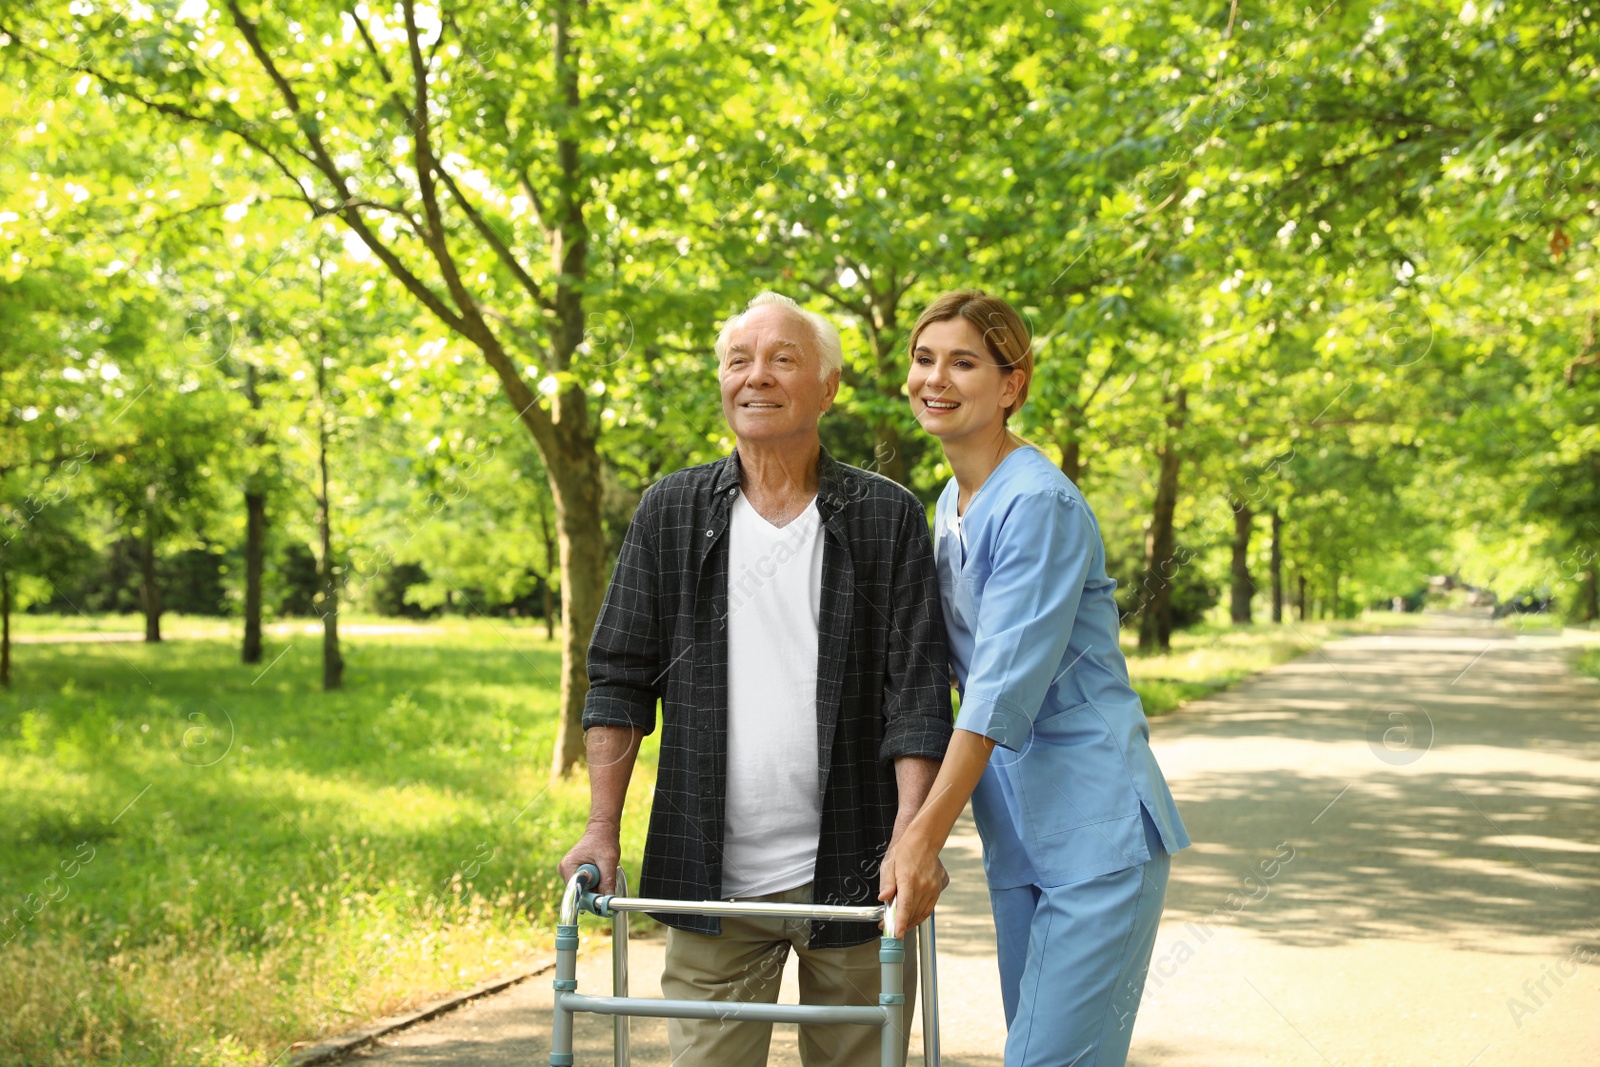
[661, 882, 917, 1067]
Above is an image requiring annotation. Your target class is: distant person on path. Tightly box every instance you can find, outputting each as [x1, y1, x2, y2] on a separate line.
[881, 290, 1191, 1066]
[559, 291, 951, 1067]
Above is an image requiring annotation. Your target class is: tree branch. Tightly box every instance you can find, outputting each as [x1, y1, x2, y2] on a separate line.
[345, 5, 414, 122]
[222, 0, 471, 335]
[399, 0, 486, 338]
[432, 162, 553, 312]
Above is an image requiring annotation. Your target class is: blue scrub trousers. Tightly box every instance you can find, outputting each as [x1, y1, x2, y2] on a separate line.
[987, 808, 1170, 1066]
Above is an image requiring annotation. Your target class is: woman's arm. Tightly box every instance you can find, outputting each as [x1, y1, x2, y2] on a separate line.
[880, 487, 1098, 933]
[879, 727, 996, 935]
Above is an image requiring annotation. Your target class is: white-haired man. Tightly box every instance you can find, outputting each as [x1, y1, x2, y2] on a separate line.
[560, 292, 951, 1066]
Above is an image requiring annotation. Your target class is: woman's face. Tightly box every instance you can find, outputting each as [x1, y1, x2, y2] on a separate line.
[906, 317, 1023, 444]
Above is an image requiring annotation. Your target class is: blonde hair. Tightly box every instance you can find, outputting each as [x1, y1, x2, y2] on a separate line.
[908, 290, 1033, 418]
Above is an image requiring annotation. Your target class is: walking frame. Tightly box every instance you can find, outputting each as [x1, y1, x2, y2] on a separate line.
[550, 865, 941, 1067]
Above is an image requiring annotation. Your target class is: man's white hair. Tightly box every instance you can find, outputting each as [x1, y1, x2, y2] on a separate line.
[714, 291, 844, 381]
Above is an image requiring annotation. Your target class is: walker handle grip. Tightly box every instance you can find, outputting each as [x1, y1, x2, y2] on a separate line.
[575, 863, 601, 891]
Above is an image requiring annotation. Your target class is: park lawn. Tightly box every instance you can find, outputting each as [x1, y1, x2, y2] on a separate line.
[0, 610, 1418, 1065]
[0, 621, 657, 1067]
[1123, 612, 1432, 716]
[1577, 647, 1600, 683]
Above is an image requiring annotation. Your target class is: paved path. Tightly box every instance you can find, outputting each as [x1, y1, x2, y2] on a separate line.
[352, 615, 1599, 1066]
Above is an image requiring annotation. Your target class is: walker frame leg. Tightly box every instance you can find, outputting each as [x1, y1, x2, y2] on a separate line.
[919, 911, 940, 1066]
[879, 932, 905, 1067]
[550, 919, 580, 1067]
[612, 866, 630, 1067]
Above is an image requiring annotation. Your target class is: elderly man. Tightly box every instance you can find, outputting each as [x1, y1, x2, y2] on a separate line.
[559, 292, 951, 1066]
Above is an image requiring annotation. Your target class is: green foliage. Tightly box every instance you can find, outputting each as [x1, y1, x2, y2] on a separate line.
[0, 0, 1598, 1054]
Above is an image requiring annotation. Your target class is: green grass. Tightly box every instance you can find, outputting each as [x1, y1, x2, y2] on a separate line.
[1123, 612, 1431, 716]
[1489, 612, 1565, 632]
[0, 621, 656, 1067]
[1577, 647, 1600, 682]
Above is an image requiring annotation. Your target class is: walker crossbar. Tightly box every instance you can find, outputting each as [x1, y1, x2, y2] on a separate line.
[589, 896, 886, 923]
[558, 993, 890, 1025]
[550, 864, 939, 1067]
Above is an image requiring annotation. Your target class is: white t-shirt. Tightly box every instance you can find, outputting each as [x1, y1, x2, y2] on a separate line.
[721, 493, 825, 898]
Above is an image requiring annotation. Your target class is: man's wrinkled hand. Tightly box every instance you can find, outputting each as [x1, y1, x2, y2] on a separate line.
[558, 824, 622, 894]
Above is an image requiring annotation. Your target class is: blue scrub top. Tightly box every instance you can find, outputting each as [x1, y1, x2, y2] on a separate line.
[936, 446, 1191, 889]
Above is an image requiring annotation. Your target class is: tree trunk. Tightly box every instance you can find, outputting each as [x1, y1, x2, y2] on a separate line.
[314, 304, 344, 692]
[546, 438, 606, 778]
[1230, 501, 1253, 624]
[1059, 437, 1083, 485]
[243, 362, 266, 664]
[1583, 561, 1599, 622]
[1139, 389, 1186, 653]
[537, 0, 612, 778]
[243, 491, 266, 663]
[1270, 508, 1283, 623]
[140, 508, 162, 643]
[871, 419, 909, 487]
[315, 485, 343, 689]
[1, 569, 11, 688]
[536, 493, 557, 641]
[865, 317, 909, 486]
[1332, 568, 1342, 620]
[1297, 573, 1307, 622]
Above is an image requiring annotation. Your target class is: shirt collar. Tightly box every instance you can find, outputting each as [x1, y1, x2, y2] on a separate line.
[712, 446, 850, 519]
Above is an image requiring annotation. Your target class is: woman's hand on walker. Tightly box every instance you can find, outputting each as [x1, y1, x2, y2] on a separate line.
[879, 830, 949, 937]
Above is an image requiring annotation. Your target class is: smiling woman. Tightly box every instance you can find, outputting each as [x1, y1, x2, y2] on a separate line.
[908, 291, 1034, 452]
[884, 289, 1190, 1067]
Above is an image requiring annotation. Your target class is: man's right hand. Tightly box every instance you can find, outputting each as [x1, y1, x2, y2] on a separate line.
[559, 823, 622, 894]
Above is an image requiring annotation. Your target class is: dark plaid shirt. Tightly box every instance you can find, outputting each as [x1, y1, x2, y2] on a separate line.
[583, 448, 951, 948]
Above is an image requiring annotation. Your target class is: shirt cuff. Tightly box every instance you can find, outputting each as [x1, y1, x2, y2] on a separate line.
[954, 696, 1033, 752]
[878, 707, 954, 763]
[582, 686, 659, 734]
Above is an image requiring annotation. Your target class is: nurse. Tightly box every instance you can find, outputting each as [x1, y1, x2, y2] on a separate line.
[879, 290, 1191, 1066]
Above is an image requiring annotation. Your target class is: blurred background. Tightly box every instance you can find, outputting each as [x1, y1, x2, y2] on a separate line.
[1, 1, 1596, 1064]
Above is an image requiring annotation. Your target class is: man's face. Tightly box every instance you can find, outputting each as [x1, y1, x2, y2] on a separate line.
[719, 305, 840, 448]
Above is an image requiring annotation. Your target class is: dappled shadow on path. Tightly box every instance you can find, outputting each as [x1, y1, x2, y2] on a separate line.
[1165, 765, 1600, 951]
[1154, 621, 1600, 954]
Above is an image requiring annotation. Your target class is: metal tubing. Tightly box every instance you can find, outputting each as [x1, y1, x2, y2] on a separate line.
[593, 896, 883, 922]
[560, 865, 598, 927]
[550, 923, 580, 1067]
[561, 993, 889, 1025]
[551, 866, 940, 1066]
[551, 867, 594, 1066]
[879, 934, 905, 1067]
[612, 866, 631, 1067]
[919, 912, 940, 1067]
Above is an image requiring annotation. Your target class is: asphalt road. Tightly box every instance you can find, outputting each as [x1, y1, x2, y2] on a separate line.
[350, 614, 1600, 1066]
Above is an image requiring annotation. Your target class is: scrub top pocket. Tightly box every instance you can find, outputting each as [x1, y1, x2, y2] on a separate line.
[1016, 702, 1134, 840]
